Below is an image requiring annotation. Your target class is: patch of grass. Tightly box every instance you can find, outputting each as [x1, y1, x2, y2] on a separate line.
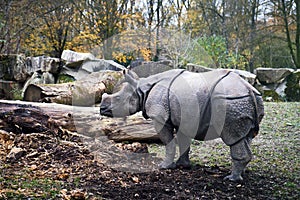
[0, 175, 63, 199]
[74, 177, 81, 188]
[10, 87, 23, 100]
[57, 74, 75, 83]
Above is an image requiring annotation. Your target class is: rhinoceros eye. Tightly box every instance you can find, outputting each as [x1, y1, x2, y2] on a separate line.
[115, 95, 121, 101]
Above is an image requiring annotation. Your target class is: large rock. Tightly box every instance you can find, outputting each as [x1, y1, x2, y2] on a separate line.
[131, 61, 173, 77]
[81, 59, 125, 73]
[60, 66, 89, 81]
[0, 54, 28, 82]
[26, 56, 61, 74]
[256, 81, 289, 101]
[255, 69, 300, 101]
[256, 83, 284, 101]
[255, 68, 294, 84]
[41, 72, 55, 84]
[61, 50, 95, 67]
[186, 64, 256, 85]
[228, 69, 257, 85]
[186, 63, 213, 73]
[254, 68, 300, 101]
[60, 59, 125, 80]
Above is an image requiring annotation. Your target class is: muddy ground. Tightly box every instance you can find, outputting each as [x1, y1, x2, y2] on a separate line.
[0, 102, 299, 199]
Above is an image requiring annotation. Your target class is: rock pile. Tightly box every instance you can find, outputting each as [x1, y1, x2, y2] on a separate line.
[255, 68, 300, 101]
[0, 51, 299, 102]
[187, 63, 300, 101]
[0, 50, 125, 100]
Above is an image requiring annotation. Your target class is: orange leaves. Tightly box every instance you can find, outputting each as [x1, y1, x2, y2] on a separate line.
[68, 31, 99, 53]
[112, 52, 133, 65]
[140, 48, 152, 61]
[112, 48, 152, 66]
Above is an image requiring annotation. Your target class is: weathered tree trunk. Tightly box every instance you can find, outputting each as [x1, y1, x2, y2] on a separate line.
[249, 0, 258, 73]
[23, 71, 123, 106]
[0, 100, 77, 134]
[296, 0, 300, 69]
[281, 0, 298, 69]
[101, 114, 159, 142]
[0, 100, 159, 142]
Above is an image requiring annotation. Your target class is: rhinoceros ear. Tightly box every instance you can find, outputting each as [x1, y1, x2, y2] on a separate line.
[124, 69, 138, 88]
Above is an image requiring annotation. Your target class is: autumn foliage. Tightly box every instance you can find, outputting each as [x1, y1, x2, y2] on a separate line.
[0, 0, 299, 70]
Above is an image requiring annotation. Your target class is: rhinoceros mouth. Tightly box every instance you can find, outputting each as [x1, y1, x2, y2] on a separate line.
[100, 106, 113, 117]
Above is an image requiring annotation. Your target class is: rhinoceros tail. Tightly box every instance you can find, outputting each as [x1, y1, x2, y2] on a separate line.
[248, 87, 260, 138]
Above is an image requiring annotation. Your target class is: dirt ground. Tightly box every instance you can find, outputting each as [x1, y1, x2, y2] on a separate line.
[0, 130, 296, 200]
[0, 102, 299, 199]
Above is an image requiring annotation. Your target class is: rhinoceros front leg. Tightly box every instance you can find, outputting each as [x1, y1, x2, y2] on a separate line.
[225, 137, 253, 181]
[154, 121, 177, 169]
[175, 132, 192, 169]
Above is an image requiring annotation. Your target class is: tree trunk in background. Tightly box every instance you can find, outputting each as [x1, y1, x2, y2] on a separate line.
[249, 0, 258, 73]
[281, 0, 298, 69]
[221, 0, 229, 56]
[296, 0, 300, 69]
[3, 0, 12, 54]
[148, 0, 155, 59]
[156, 0, 162, 61]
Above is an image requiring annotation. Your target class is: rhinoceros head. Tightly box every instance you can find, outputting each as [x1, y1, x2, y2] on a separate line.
[100, 70, 140, 117]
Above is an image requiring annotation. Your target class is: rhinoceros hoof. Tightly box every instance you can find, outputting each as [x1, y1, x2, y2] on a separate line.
[159, 162, 176, 170]
[175, 161, 192, 169]
[223, 174, 243, 182]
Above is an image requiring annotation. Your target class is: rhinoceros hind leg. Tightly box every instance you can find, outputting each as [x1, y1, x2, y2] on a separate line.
[224, 137, 252, 181]
[175, 132, 192, 169]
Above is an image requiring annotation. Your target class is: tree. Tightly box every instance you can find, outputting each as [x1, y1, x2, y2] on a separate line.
[141, 0, 167, 60]
[270, 0, 299, 69]
[248, 0, 260, 72]
[0, 6, 5, 52]
[71, 0, 129, 59]
[1, 0, 297, 71]
[27, 0, 74, 58]
[1, 0, 14, 54]
[296, 0, 300, 68]
[0, 0, 37, 54]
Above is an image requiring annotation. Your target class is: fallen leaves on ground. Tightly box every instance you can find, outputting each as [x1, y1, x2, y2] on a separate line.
[0, 102, 299, 199]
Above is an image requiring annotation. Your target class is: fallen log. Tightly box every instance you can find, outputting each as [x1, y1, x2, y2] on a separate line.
[101, 113, 159, 142]
[0, 100, 159, 142]
[23, 71, 123, 106]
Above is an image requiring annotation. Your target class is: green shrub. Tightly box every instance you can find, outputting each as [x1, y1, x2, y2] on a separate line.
[195, 36, 248, 70]
[285, 72, 300, 101]
[57, 74, 75, 83]
[10, 86, 23, 100]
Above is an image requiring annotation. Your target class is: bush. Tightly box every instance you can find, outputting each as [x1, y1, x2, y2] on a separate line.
[285, 71, 300, 101]
[196, 36, 248, 70]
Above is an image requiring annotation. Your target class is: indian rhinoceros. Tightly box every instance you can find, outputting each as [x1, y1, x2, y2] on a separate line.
[100, 69, 264, 181]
